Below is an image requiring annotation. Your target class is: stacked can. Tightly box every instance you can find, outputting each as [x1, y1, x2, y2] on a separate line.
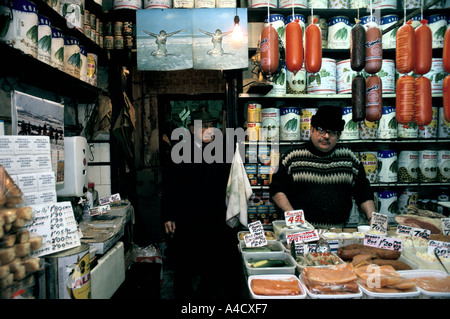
[84, 10, 104, 48]
[247, 103, 262, 142]
[123, 21, 134, 49]
[104, 21, 114, 50]
[114, 21, 124, 49]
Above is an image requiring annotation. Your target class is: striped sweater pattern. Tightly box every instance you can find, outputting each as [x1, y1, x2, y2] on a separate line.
[281, 147, 361, 186]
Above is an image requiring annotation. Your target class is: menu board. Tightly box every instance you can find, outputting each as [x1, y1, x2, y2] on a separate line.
[23, 201, 80, 257]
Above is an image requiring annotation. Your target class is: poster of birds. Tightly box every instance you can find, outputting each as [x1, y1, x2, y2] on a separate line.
[136, 8, 248, 71]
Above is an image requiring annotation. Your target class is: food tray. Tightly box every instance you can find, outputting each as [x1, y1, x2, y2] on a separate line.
[403, 249, 450, 271]
[298, 273, 363, 299]
[295, 252, 346, 274]
[358, 282, 420, 299]
[398, 269, 450, 299]
[237, 230, 276, 242]
[247, 274, 307, 299]
[243, 252, 297, 276]
[272, 220, 315, 241]
[239, 240, 284, 255]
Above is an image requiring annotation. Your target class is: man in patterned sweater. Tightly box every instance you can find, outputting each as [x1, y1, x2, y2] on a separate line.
[270, 105, 376, 229]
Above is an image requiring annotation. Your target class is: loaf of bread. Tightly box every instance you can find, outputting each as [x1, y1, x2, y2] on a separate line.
[8, 258, 22, 273]
[0, 209, 17, 224]
[12, 264, 26, 281]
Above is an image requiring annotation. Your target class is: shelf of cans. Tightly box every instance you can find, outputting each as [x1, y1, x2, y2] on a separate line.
[0, 0, 103, 86]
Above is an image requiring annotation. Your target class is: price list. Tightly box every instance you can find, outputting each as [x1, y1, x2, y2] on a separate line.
[23, 201, 80, 257]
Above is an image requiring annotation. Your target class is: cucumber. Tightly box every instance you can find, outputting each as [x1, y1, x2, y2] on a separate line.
[242, 246, 271, 252]
[250, 259, 287, 268]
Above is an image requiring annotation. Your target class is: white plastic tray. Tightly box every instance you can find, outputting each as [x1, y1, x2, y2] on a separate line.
[299, 273, 363, 299]
[248, 274, 307, 299]
[243, 252, 297, 276]
[239, 240, 285, 255]
[398, 269, 450, 299]
[403, 249, 450, 271]
[358, 282, 421, 299]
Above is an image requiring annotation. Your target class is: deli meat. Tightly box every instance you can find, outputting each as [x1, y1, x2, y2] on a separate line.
[394, 215, 443, 234]
[302, 263, 359, 294]
[251, 278, 302, 296]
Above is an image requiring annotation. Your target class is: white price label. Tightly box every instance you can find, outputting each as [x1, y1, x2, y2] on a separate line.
[371, 212, 388, 234]
[286, 230, 320, 245]
[396, 225, 430, 240]
[245, 221, 267, 247]
[427, 240, 450, 258]
[442, 218, 450, 236]
[284, 210, 305, 226]
[364, 234, 402, 252]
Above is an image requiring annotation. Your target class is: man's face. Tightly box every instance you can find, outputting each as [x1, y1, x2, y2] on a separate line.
[310, 126, 340, 153]
[191, 121, 215, 143]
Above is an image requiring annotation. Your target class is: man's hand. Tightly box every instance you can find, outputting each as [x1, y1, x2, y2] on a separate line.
[165, 221, 175, 234]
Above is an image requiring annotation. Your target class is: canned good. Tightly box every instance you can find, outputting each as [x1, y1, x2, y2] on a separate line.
[402, 0, 420, 9]
[308, 0, 327, 8]
[173, 0, 194, 7]
[300, 108, 317, 140]
[280, 107, 301, 141]
[87, 52, 98, 86]
[50, 26, 64, 71]
[125, 35, 133, 49]
[328, 16, 351, 49]
[419, 106, 438, 138]
[84, 9, 90, 25]
[438, 106, 450, 138]
[377, 150, 397, 183]
[114, 21, 123, 36]
[398, 150, 419, 182]
[98, 21, 103, 35]
[114, 35, 124, 49]
[104, 35, 114, 49]
[380, 15, 398, 49]
[398, 188, 419, 214]
[359, 120, 378, 139]
[264, 14, 285, 47]
[114, 0, 143, 9]
[267, 64, 286, 96]
[261, 108, 280, 142]
[328, 0, 349, 9]
[397, 121, 418, 138]
[372, 0, 396, 9]
[350, 0, 368, 7]
[123, 21, 133, 36]
[84, 25, 91, 39]
[251, 0, 276, 7]
[427, 14, 448, 48]
[377, 106, 397, 139]
[60, 0, 84, 33]
[247, 103, 262, 123]
[437, 150, 450, 182]
[216, 0, 235, 7]
[336, 59, 356, 94]
[341, 106, 359, 140]
[79, 45, 87, 82]
[307, 58, 336, 94]
[64, 35, 80, 78]
[286, 65, 307, 94]
[37, 15, 52, 65]
[247, 122, 261, 142]
[360, 15, 379, 29]
[360, 151, 378, 183]
[90, 12, 96, 29]
[378, 190, 398, 224]
[105, 21, 113, 36]
[424, 58, 445, 94]
[278, 0, 307, 8]
[195, 0, 215, 7]
[418, 150, 438, 182]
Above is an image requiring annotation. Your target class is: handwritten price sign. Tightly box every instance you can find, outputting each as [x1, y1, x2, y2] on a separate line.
[371, 212, 388, 234]
[428, 240, 450, 258]
[284, 210, 305, 226]
[286, 230, 320, 245]
[442, 218, 450, 236]
[364, 234, 402, 252]
[244, 220, 267, 247]
[396, 225, 430, 240]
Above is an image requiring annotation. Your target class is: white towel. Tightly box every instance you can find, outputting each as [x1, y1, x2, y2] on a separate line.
[226, 143, 253, 228]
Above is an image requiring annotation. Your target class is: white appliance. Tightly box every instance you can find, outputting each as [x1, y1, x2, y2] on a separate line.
[56, 136, 88, 197]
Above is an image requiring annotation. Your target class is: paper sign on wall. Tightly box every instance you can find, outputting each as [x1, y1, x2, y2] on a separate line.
[23, 201, 80, 257]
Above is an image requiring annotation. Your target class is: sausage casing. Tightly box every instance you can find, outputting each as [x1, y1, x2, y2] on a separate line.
[395, 75, 415, 124]
[351, 23, 365, 72]
[352, 75, 366, 122]
[414, 76, 433, 126]
[365, 24, 382, 74]
[366, 74, 383, 122]
[260, 25, 280, 75]
[285, 19, 303, 75]
[305, 19, 322, 74]
[396, 20, 416, 74]
[414, 20, 432, 75]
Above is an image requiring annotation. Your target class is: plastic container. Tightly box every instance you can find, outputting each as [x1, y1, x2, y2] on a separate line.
[272, 220, 315, 240]
[237, 230, 276, 242]
[299, 274, 363, 299]
[398, 269, 450, 299]
[239, 240, 284, 255]
[295, 252, 346, 274]
[403, 250, 450, 271]
[243, 252, 297, 276]
[358, 282, 420, 299]
[247, 274, 307, 299]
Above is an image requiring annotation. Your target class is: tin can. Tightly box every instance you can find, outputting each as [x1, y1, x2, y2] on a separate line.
[95, 17, 100, 33]
[37, 15, 52, 65]
[125, 35, 133, 49]
[341, 106, 359, 140]
[377, 106, 397, 139]
[360, 15, 379, 29]
[425, 0, 442, 8]
[398, 150, 419, 182]
[328, 0, 349, 9]
[360, 151, 378, 183]
[247, 122, 261, 142]
[173, 0, 194, 7]
[427, 14, 448, 48]
[45, 244, 91, 299]
[300, 108, 318, 140]
[123, 21, 133, 35]
[114, 35, 124, 49]
[437, 150, 450, 182]
[402, 0, 420, 9]
[380, 15, 398, 49]
[264, 14, 285, 47]
[377, 150, 397, 183]
[398, 188, 419, 214]
[286, 64, 307, 94]
[267, 63, 286, 95]
[114, 21, 123, 36]
[336, 59, 356, 94]
[280, 107, 301, 141]
[307, 58, 336, 94]
[60, 0, 85, 33]
[328, 16, 351, 49]
[84, 9, 90, 26]
[64, 35, 80, 78]
[47, 0, 60, 12]
[79, 45, 87, 82]
[279, 0, 307, 8]
[98, 35, 103, 48]
[98, 21, 103, 35]
[216, 0, 236, 7]
[424, 58, 445, 94]
[261, 108, 280, 142]
[418, 150, 438, 182]
[308, 0, 327, 7]
[372, 0, 396, 9]
[105, 21, 113, 36]
[359, 120, 378, 139]
[378, 190, 398, 224]
[84, 25, 91, 39]
[377, 59, 395, 93]
[350, 0, 368, 7]
[89, 12, 96, 30]
[251, 0, 276, 7]
[0, 0, 38, 58]
[104, 35, 114, 49]
[51, 27, 64, 71]
[87, 52, 98, 86]
[285, 14, 306, 31]
[419, 106, 438, 138]
[247, 103, 262, 123]
[438, 107, 450, 138]
[114, 0, 143, 9]
[397, 121, 418, 138]
[195, 0, 214, 6]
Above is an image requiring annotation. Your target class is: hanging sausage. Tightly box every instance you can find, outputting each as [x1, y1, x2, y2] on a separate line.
[414, 76, 433, 126]
[395, 75, 416, 124]
[414, 20, 432, 75]
[396, 20, 416, 74]
[364, 23, 382, 74]
[304, 18, 322, 74]
[352, 75, 366, 122]
[285, 19, 303, 75]
[260, 24, 280, 75]
[350, 22, 365, 72]
[366, 74, 383, 122]
[443, 75, 450, 122]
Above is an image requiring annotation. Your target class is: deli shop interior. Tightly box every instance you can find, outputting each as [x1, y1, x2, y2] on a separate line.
[0, 0, 449, 306]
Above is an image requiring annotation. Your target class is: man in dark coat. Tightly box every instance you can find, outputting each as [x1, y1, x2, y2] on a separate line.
[161, 107, 242, 299]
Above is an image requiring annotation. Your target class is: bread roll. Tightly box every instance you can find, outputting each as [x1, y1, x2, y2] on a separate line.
[0, 264, 10, 279]
[8, 258, 22, 273]
[12, 264, 26, 281]
[0, 247, 15, 264]
[14, 242, 30, 258]
[0, 209, 17, 224]
[0, 234, 16, 248]
[0, 273, 13, 289]
[29, 236, 42, 251]
[23, 257, 40, 273]
[16, 231, 29, 244]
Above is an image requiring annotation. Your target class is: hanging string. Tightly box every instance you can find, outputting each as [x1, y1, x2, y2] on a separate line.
[404, 0, 406, 25]
[420, 0, 424, 20]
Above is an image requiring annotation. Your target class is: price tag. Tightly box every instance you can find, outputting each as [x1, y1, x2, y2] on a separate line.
[286, 230, 320, 245]
[89, 204, 111, 217]
[284, 210, 305, 226]
[396, 225, 430, 240]
[364, 234, 402, 252]
[442, 218, 450, 236]
[23, 202, 81, 257]
[427, 240, 450, 258]
[371, 212, 388, 234]
[99, 193, 121, 205]
[244, 220, 267, 247]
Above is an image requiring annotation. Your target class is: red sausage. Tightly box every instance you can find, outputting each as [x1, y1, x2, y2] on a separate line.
[395, 75, 415, 124]
[285, 19, 303, 75]
[260, 25, 279, 75]
[414, 76, 433, 126]
[366, 74, 383, 122]
[443, 26, 450, 73]
[443, 74, 450, 122]
[414, 20, 432, 75]
[396, 20, 416, 74]
[305, 18, 322, 74]
[365, 24, 382, 74]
